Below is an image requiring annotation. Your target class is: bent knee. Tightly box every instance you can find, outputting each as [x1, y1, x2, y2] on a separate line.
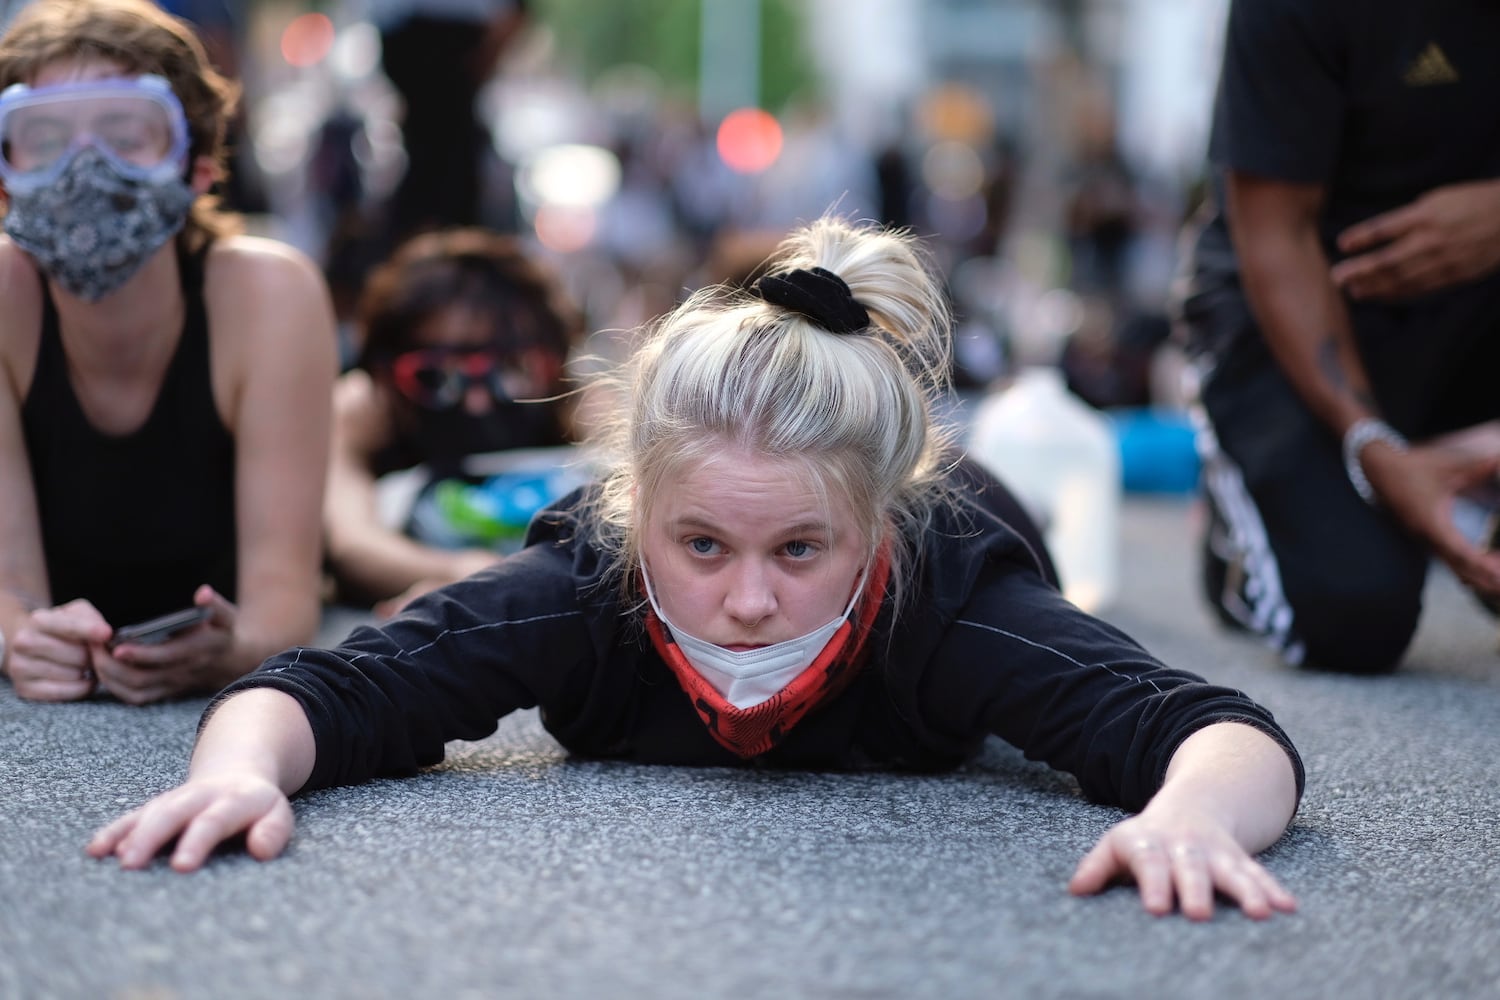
[1290, 586, 1420, 675]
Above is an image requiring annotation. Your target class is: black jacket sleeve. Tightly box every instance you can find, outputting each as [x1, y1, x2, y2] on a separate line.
[919, 564, 1303, 812]
[897, 467, 1304, 812]
[204, 500, 616, 792]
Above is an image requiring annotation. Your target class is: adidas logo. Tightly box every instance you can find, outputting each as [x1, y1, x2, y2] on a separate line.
[1403, 42, 1459, 86]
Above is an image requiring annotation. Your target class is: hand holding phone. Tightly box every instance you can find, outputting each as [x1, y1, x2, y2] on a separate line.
[107, 606, 211, 651]
[88, 588, 237, 703]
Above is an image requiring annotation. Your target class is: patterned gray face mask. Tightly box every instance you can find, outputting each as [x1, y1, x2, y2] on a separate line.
[3, 144, 194, 302]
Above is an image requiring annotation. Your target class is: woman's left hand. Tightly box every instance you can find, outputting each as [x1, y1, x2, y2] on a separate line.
[92, 585, 238, 704]
[1067, 807, 1297, 921]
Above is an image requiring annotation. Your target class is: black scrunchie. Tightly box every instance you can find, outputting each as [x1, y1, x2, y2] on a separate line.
[752, 266, 870, 334]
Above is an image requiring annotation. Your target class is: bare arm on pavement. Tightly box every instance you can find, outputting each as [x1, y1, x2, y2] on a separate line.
[87, 688, 316, 871]
[1069, 722, 1299, 921]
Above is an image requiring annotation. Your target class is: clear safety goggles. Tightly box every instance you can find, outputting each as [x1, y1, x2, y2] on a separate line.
[0, 75, 189, 192]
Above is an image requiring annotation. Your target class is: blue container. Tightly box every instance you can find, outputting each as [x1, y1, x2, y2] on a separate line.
[1110, 408, 1201, 494]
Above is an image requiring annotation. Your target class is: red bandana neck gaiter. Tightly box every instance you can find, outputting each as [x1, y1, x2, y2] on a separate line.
[645, 549, 891, 758]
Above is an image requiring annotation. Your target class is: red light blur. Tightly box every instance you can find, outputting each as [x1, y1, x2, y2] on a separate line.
[281, 14, 335, 68]
[533, 205, 598, 253]
[716, 108, 783, 174]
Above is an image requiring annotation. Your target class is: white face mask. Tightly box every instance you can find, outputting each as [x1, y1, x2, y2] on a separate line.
[642, 562, 868, 710]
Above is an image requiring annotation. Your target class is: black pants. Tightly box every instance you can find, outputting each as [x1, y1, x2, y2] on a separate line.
[380, 15, 490, 242]
[1186, 278, 1500, 673]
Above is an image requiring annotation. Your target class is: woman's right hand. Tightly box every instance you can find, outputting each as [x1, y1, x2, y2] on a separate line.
[6, 599, 110, 701]
[87, 773, 295, 872]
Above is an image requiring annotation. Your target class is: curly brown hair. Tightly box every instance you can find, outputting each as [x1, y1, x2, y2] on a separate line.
[355, 227, 580, 392]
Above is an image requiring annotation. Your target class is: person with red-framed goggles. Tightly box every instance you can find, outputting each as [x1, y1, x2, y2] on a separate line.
[389, 345, 547, 411]
[0, 74, 189, 193]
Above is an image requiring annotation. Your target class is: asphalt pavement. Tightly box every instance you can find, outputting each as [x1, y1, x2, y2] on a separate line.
[3, 495, 1498, 999]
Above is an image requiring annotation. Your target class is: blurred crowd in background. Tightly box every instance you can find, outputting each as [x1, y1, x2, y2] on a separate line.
[3, 0, 1226, 409]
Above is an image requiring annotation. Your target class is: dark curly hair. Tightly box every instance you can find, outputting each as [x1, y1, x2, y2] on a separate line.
[355, 227, 580, 396]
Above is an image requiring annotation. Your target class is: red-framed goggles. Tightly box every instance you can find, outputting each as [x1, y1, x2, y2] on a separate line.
[390, 346, 542, 411]
[0, 74, 190, 194]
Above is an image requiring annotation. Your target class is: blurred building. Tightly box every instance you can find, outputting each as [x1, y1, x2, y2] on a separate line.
[798, 0, 1228, 383]
[808, 0, 1228, 215]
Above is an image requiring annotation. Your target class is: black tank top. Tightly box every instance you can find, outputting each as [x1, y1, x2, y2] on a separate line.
[20, 248, 237, 625]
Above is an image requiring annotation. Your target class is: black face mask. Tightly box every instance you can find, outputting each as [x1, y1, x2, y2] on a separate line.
[407, 400, 565, 477]
[381, 341, 568, 475]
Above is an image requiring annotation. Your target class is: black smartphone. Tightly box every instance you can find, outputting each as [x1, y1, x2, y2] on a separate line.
[108, 606, 211, 650]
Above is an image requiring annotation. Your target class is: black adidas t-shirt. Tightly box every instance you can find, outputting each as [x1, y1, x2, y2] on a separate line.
[1181, 0, 1500, 358]
[1211, 0, 1500, 235]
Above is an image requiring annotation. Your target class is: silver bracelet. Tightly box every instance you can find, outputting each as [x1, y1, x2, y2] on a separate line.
[1342, 417, 1408, 506]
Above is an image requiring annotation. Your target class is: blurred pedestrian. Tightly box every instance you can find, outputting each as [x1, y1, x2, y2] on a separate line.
[1175, 0, 1500, 673]
[369, 0, 528, 245]
[0, 0, 337, 703]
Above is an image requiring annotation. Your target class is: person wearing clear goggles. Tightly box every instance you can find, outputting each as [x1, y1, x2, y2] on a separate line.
[0, 0, 336, 706]
[0, 73, 194, 300]
[0, 72, 188, 184]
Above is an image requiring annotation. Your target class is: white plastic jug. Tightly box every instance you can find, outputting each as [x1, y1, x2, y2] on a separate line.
[965, 366, 1120, 612]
